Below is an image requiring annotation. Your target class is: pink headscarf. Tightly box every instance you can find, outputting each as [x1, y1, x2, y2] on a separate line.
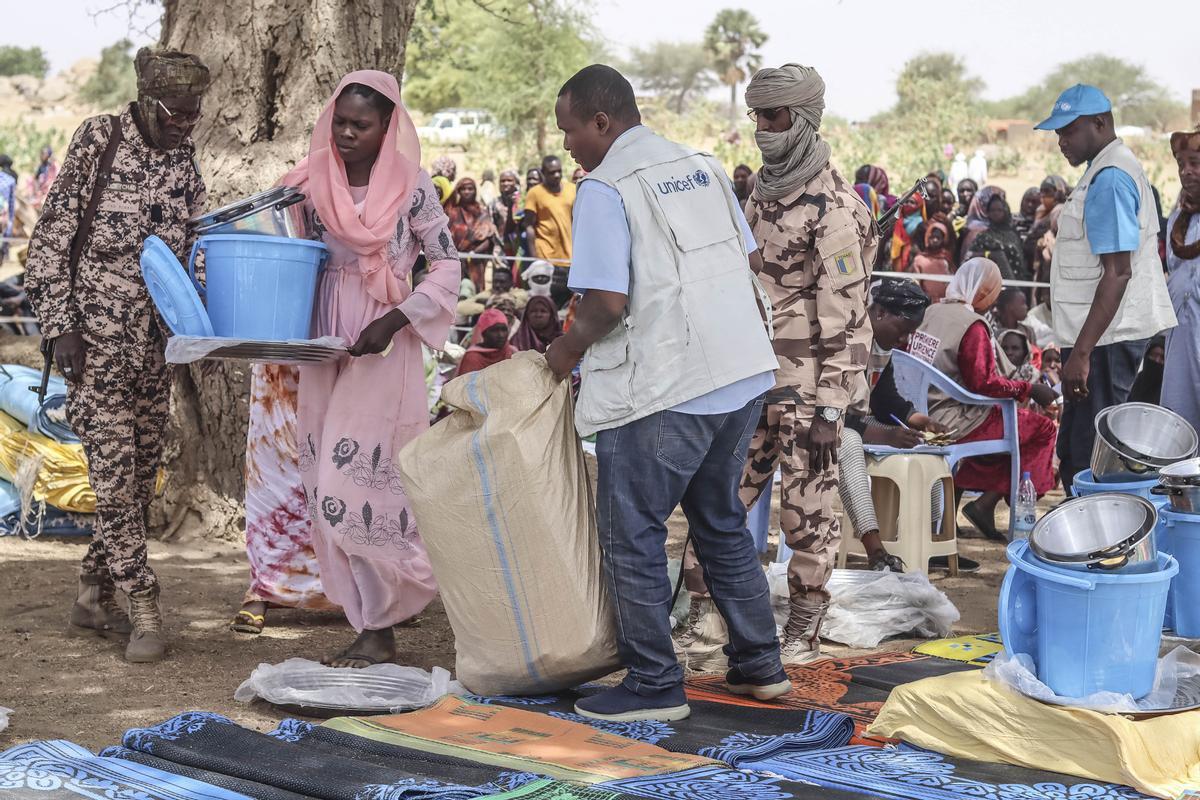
[278, 70, 421, 306]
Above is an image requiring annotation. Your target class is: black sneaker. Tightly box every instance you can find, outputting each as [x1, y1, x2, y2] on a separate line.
[930, 555, 980, 573]
[574, 683, 691, 722]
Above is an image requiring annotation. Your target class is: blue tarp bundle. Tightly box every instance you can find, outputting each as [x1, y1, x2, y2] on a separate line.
[0, 364, 77, 443]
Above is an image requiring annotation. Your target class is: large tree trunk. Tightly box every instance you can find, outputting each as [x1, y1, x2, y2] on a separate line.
[155, 0, 420, 541]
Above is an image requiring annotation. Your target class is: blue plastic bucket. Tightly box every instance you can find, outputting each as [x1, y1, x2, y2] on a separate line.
[1073, 468, 1175, 628]
[999, 539, 1176, 699]
[190, 234, 327, 340]
[1073, 468, 1163, 504]
[1160, 508, 1200, 638]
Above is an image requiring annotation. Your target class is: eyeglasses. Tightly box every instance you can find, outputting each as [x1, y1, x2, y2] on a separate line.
[746, 107, 787, 123]
[158, 100, 203, 126]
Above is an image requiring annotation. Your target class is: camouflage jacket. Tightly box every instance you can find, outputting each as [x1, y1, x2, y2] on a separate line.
[747, 164, 879, 409]
[26, 105, 206, 345]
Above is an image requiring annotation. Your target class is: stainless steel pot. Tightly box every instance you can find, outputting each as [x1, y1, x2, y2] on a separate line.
[188, 186, 308, 238]
[1158, 457, 1200, 488]
[1090, 404, 1199, 482]
[1152, 483, 1200, 514]
[1028, 493, 1159, 572]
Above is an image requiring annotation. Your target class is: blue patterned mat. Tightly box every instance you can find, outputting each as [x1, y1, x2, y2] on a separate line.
[738, 743, 1156, 800]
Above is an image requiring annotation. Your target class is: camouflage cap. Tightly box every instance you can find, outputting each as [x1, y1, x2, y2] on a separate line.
[135, 47, 211, 99]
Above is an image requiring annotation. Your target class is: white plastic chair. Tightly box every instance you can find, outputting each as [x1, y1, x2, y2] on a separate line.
[889, 349, 1021, 539]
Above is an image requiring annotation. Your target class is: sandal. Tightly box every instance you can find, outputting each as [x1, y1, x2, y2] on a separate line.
[229, 610, 266, 634]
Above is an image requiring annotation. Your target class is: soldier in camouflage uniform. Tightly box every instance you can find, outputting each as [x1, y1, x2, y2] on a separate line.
[676, 64, 877, 668]
[25, 48, 210, 663]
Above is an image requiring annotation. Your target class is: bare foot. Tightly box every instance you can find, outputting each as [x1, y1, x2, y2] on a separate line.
[323, 627, 397, 668]
[230, 601, 267, 634]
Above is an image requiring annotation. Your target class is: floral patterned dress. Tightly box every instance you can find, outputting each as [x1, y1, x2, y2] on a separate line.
[242, 364, 336, 610]
[297, 171, 459, 632]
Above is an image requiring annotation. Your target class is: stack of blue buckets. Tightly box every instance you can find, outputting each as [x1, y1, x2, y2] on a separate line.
[999, 402, 1199, 700]
[141, 186, 328, 342]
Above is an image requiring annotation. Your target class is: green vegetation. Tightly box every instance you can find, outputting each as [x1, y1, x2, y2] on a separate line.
[80, 39, 138, 111]
[0, 46, 50, 79]
[624, 42, 715, 115]
[990, 54, 1188, 131]
[404, 0, 601, 155]
[703, 8, 767, 124]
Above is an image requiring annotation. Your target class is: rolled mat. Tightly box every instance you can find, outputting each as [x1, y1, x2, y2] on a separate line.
[733, 743, 1157, 800]
[466, 691, 855, 766]
[119, 711, 538, 799]
[0, 738, 252, 799]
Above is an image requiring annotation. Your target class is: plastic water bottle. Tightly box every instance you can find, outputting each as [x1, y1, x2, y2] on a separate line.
[1013, 471, 1037, 539]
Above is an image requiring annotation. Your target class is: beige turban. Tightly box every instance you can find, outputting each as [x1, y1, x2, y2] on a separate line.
[745, 64, 832, 202]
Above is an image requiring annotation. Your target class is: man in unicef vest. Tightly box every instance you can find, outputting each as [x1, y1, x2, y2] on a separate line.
[1036, 85, 1176, 491]
[546, 64, 789, 722]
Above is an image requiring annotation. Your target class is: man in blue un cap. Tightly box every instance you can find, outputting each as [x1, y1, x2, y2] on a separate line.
[1036, 84, 1176, 491]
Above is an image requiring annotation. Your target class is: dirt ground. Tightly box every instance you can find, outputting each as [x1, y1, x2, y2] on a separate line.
[0, 488, 1030, 753]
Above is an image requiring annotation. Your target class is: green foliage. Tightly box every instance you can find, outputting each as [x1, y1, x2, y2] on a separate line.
[830, 52, 988, 188]
[0, 46, 50, 79]
[624, 41, 715, 114]
[405, 0, 601, 153]
[80, 40, 138, 111]
[893, 52, 984, 109]
[0, 123, 66, 178]
[990, 54, 1187, 131]
[703, 8, 767, 121]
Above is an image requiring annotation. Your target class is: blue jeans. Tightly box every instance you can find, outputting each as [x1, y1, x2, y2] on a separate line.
[595, 396, 782, 694]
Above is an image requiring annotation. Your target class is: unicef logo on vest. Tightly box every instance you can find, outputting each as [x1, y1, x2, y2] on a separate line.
[657, 169, 711, 195]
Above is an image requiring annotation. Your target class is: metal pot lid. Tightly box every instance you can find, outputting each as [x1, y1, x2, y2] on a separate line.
[1159, 458, 1200, 486]
[187, 186, 304, 228]
[1028, 492, 1156, 564]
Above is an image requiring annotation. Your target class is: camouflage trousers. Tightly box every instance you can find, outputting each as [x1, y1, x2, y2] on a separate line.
[683, 403, 841, 600]
[67, 331, 171, 595]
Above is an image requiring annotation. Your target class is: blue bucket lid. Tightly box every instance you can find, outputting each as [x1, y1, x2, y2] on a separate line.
[141, 236, 213, 337]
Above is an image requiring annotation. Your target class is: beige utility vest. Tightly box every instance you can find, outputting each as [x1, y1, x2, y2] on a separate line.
[907, 302, 994, 437]
[574, 126, 779, 436]
[1051, 139, 1176, 347]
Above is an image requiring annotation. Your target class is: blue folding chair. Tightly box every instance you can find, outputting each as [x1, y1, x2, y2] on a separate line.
[889, 349, 1021, 539]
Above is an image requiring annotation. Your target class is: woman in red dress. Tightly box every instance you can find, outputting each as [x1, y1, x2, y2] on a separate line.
[909, 258, 1060, 540]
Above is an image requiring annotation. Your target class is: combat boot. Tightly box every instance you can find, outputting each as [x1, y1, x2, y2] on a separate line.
[672, 596, 729, 673]
[69, 573, 132, 638]
[779, 591, 829, 666]
[125, 586, 166, 663]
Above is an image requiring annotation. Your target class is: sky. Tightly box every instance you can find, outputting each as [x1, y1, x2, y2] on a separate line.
[4, 0, 1197, 121]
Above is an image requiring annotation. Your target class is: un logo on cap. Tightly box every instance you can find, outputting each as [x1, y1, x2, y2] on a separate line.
[692, 170, 710, 187]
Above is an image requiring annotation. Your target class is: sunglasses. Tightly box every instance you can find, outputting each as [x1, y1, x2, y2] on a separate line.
[158, 100, 203, 126]
[746, 107, 787, 123]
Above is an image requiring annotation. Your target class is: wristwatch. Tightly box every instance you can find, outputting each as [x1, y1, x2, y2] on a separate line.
[817, 406, 842, 423]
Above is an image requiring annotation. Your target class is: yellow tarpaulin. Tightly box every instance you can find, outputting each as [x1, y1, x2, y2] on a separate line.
[869, 670, 1200, 800]
[0, 411, 95, 513]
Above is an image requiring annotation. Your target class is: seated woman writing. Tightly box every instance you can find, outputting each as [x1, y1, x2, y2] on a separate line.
[908, 258, 1059, 541]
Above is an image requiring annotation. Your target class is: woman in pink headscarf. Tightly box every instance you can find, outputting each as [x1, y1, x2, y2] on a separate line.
[277, 72, 460, 667]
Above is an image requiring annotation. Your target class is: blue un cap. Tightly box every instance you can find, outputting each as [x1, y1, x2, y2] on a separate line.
[1034, 84, 1113, 131]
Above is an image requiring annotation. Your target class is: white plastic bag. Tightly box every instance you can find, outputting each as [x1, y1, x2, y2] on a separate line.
[233, 658, 462, 713]
[983, 645, 1200, 713]
[0, 707, 9, 734]
[821, 569, 959, 648]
